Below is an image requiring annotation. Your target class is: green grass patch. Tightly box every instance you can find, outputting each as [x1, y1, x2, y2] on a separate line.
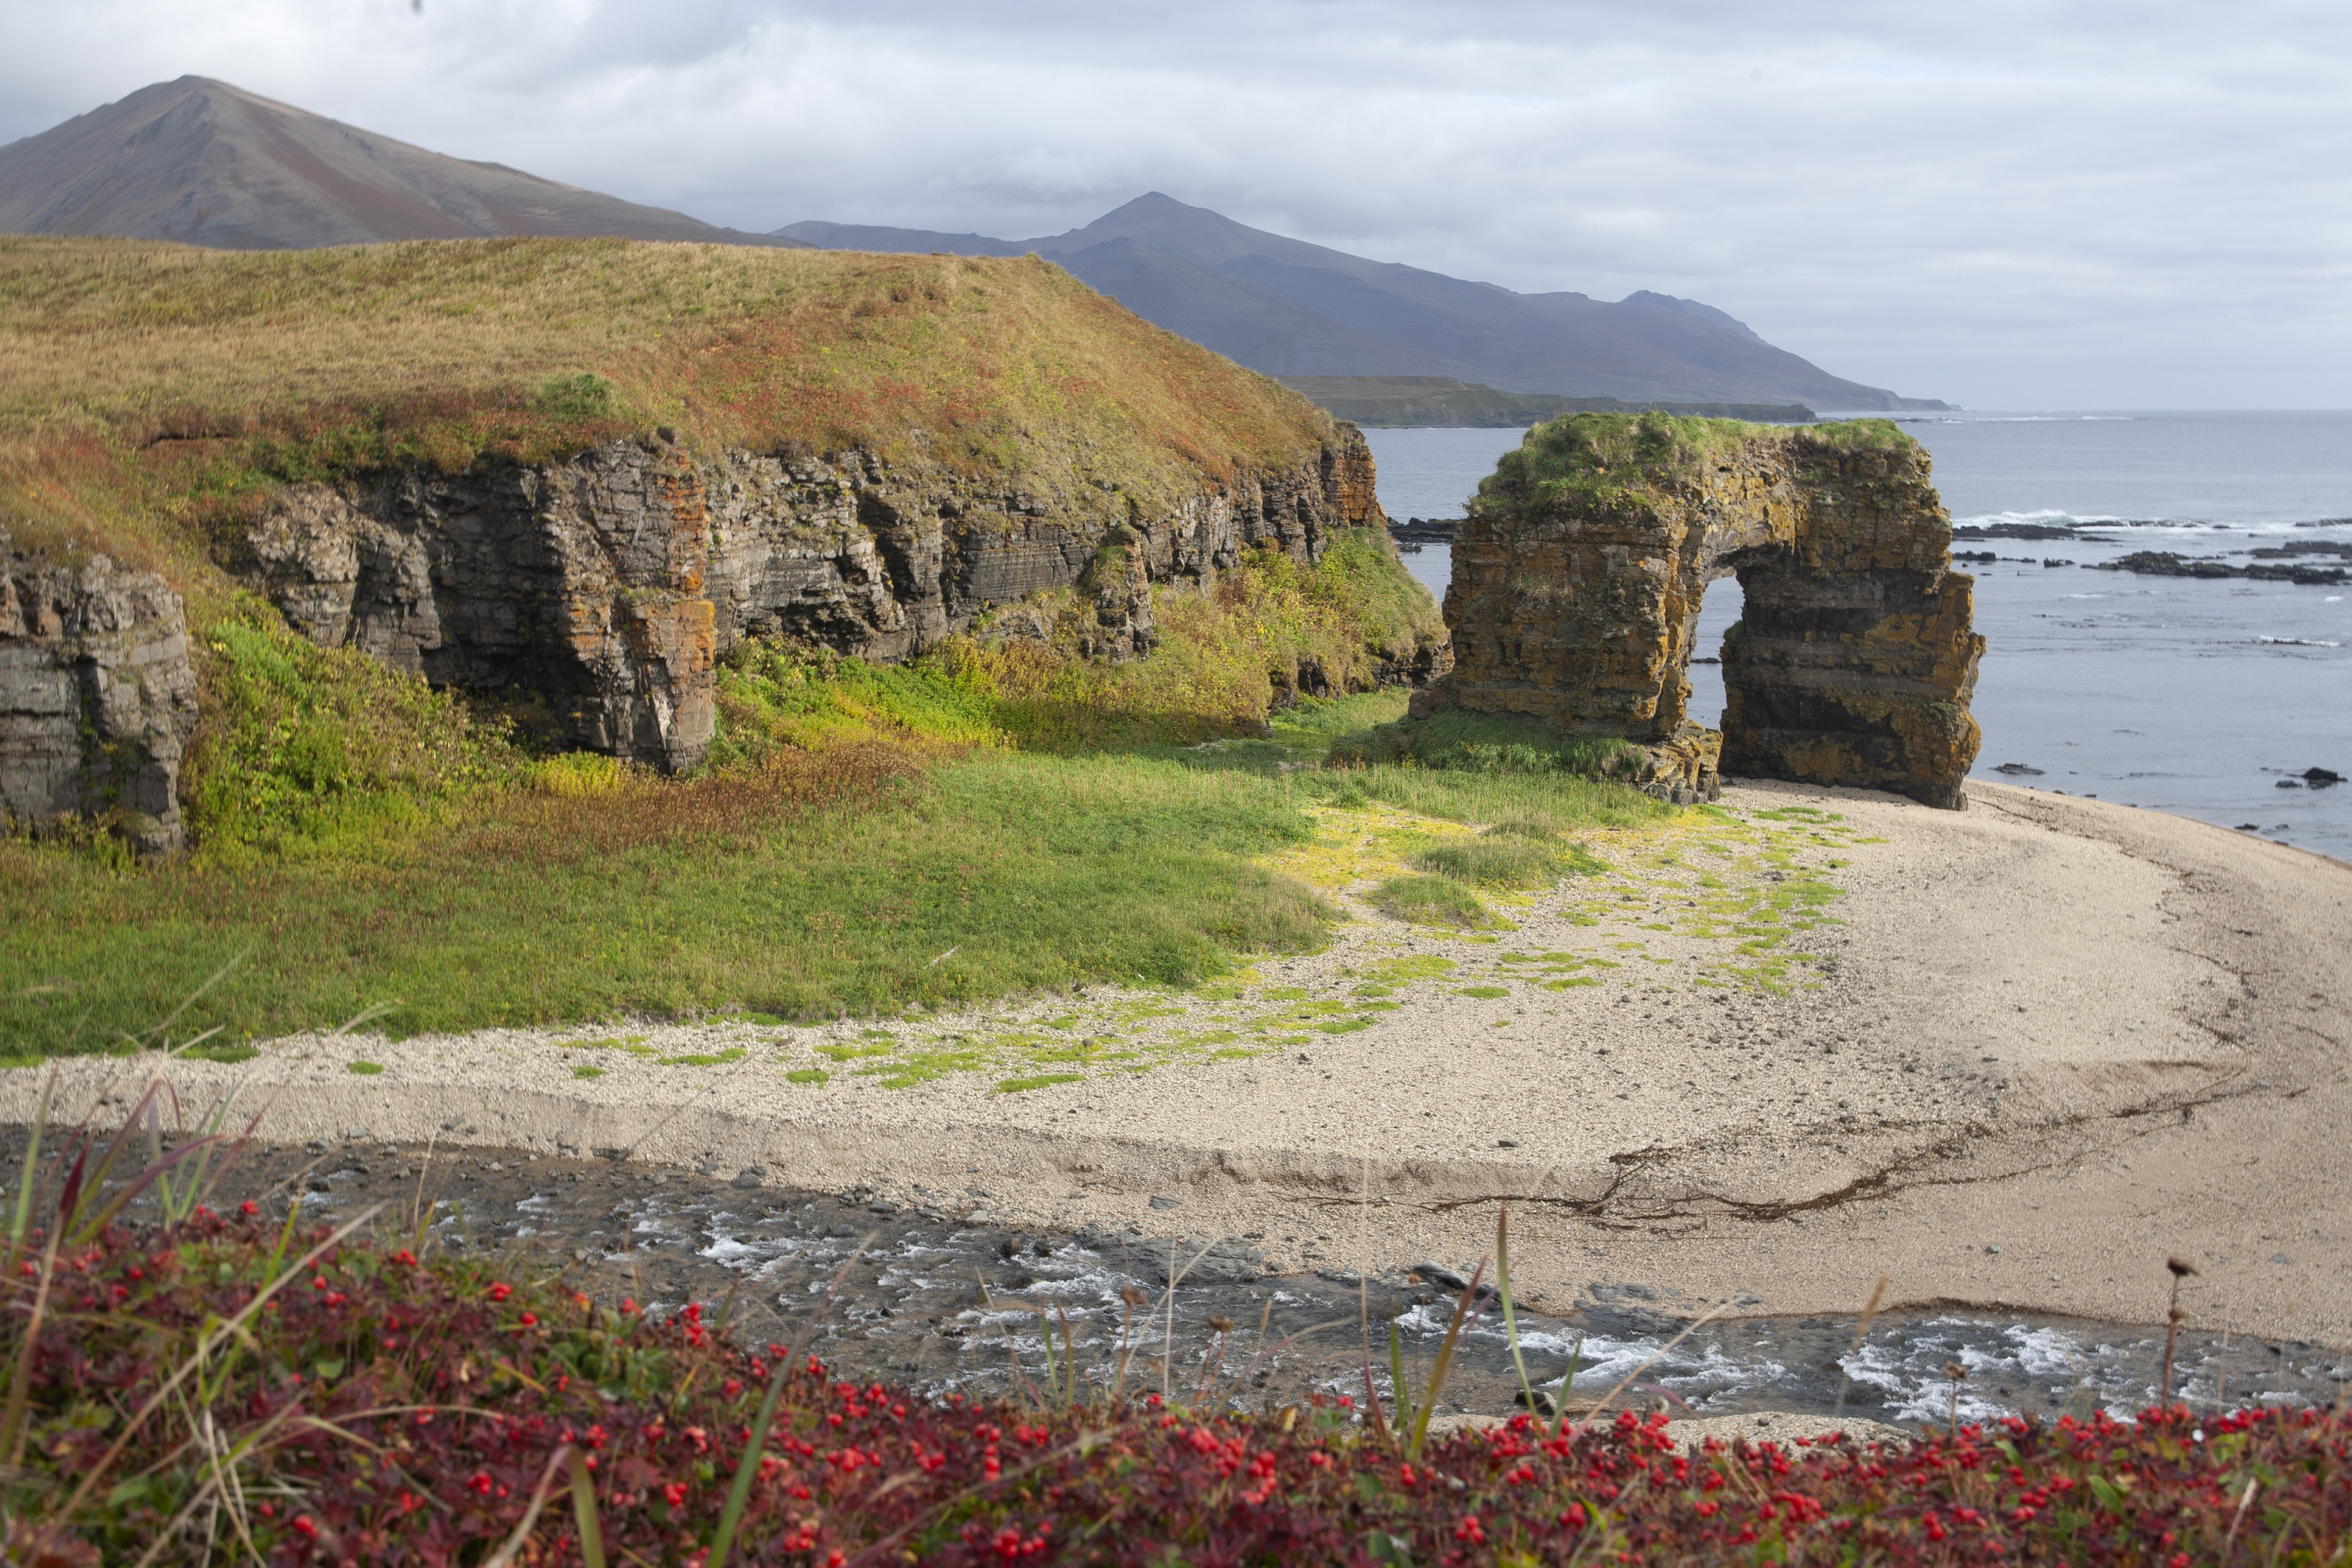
[0, 749, 1338, 1058]
[346, 1059, 383, 1075]
[185, 601, 516, 859]
[1409, 837, 1561, 889]
[1454, 986, 1510, 1000]
[570, 1063, 605, 1078]
[994, 1073, 1084, 1094]
[782, 1067, 829, 1085]
[1368, 874, 1493, 928]
[1328, 708, 1640, 779]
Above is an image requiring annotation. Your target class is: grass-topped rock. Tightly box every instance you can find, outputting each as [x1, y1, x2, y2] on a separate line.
[1419, 410, 1984, 808]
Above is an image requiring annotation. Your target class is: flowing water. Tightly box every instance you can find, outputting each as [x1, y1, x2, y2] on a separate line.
[88, 1136, 2350, 1433]
[1364, 412, 2352, 862]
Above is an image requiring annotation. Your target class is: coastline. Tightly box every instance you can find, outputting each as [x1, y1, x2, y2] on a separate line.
[9, 780, 2347, 1352]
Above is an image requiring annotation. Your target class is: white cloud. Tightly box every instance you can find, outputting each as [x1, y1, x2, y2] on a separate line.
[2, 0, 2346, 406]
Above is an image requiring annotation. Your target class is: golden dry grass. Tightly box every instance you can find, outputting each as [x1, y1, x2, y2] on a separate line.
[0, 235, 1338, 569]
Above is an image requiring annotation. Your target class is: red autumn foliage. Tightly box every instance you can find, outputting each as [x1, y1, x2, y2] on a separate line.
[9, 1214, 2350, 1564]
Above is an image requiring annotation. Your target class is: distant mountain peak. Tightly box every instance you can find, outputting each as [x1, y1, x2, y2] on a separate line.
[778, 196, 1943, 411]
[0, 76, 800, 251]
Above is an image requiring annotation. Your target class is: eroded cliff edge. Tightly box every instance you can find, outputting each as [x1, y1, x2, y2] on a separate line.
[0, 534, 198, 854]
[243, 429, 1394, 771]
[1417, 415, 1983, 808]
[0, 238, 1432, 853]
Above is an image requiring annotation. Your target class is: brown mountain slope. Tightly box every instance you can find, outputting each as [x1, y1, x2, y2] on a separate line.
[0, 76, 799, 251]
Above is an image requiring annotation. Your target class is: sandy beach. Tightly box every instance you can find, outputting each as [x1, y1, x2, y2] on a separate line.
[10, 779, 2347, 1349]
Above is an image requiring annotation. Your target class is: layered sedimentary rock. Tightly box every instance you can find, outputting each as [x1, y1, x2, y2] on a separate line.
[248, 429, 1392, 770]
[0, 534, 200, 854]
[1419, 416, 1983, 808]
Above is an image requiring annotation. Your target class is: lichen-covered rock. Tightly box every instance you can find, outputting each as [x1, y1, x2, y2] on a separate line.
[249, 427, 1391, 770]
[0, 536, 199, 854]
[1422, 415, 1983, 808]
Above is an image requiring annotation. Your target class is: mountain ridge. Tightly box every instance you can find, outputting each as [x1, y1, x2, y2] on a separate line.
[0, 76, 802, 251]
[780, 193, 1945, 411]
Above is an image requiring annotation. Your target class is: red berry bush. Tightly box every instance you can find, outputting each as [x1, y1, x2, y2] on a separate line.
[7, 1214, 2350, 1564]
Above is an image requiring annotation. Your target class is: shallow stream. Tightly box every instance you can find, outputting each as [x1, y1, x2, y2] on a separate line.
[74, 1135, 2350, 1431]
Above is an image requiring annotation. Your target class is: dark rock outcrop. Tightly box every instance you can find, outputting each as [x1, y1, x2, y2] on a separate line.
[1, 535, 200, 854]
[1416, 416, 1984, 808]
[248, 429, 1390, 770]
[2093, 551, 2347, 586]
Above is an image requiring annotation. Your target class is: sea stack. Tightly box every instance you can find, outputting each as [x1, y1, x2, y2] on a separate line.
[1416, 413, 1984, 808]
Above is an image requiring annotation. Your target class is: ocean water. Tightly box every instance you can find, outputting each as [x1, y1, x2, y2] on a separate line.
[1363, 414, 2352, 861]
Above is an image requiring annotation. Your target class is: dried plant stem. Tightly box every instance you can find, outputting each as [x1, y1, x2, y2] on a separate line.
[57, 1203, 386, 1521]
[2161, 1255, 2198, 1405]
[1832, 1274, 1890, 1420]
[1575, 1300, 1729, 1433]
[481, 1444, 576, 1568]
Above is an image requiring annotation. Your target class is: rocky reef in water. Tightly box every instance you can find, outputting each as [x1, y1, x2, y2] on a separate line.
[1415, 414, 1984, 808]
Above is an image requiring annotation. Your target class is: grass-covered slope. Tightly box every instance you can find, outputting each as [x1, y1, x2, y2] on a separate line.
[0, 234, 1342, 576]
[0, 237, 1682, 1058]
[0, 553, 1622, 1059]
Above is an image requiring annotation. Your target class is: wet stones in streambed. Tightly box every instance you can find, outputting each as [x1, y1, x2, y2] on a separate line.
[41, 1132, 2352, 1428]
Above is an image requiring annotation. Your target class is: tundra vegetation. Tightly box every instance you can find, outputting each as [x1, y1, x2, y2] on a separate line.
[0, 235, 1665, 1058]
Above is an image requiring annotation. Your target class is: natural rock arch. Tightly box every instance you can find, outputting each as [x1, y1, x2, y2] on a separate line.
[1414, 415, 1984, 808]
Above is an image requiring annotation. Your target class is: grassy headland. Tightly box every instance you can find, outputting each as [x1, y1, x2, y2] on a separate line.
[0, 237, 1676, 1058]
[0, 234, 1336, 574]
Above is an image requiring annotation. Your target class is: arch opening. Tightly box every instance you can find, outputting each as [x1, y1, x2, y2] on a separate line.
[1416, 416, 1985, 809]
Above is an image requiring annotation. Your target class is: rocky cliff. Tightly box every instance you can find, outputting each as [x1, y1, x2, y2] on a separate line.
[246, 429, 1389, 770]
[0, 535, 199, 854]
[1418, 415, 1983, 808]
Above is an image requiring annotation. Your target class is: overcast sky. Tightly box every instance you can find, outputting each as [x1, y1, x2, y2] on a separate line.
[6, 0, 2347, 409]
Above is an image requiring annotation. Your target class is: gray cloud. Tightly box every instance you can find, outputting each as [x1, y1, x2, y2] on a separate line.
[4, 0, 2346, 407]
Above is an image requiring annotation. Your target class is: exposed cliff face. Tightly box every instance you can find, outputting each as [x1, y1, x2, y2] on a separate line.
[0, 536, 199, 854]
[248, 428, 1388, 770]
[1418, 416, 1983, 808]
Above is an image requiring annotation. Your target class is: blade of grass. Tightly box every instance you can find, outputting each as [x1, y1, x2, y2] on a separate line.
[132, 944, 252, 1054]
[1405, 1254, 1490, 1461]
[0, 1212, 65, 1469]
[1832, 1275, 1889, 1421]
[1573, 1299, 1729, 1432]
[1356, 1270, 1393, 1450]
[1388, 1321, 1417, 1446]
[566, 1447, 609, 1568]
[706, 1360, 795, 1568]
[5, 1066, 56, 1249]
[1054, 1302, 1078, 1410]
[1495, 1205, 1539, 1416]
[1551, 1333, 1585, 1443]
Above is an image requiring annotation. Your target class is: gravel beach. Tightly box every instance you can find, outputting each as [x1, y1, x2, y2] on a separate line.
[11, 780, 2347, 1352]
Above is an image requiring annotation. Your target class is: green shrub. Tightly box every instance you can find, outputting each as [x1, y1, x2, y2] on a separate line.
[530, 371, 620, 418]
[1370, 873, 1493, 928]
